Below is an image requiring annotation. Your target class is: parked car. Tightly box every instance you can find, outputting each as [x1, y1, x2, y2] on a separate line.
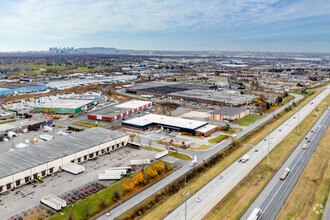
[169, 146, 176, 151]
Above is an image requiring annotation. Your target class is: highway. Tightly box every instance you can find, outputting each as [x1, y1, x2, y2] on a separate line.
[164, 89, 329, 220]
[96, 91, 323, 220]
[242, 106, 330, 220]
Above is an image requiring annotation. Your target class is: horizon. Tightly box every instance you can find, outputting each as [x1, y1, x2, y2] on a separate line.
[0, 0, 330, 53]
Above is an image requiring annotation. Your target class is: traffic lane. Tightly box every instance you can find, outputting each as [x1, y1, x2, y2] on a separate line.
[259, 111, 330, 220]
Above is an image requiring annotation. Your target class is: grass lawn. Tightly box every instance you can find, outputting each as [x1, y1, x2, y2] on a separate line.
[168, 151, 192, 160]
[235, 114, 262, 126]
[49, 161, 173, 220]
[290, 90, 315, 97]
[221, 128, 242, 135]
[72, 121, 103, 128]
[208, 134, 229, 143]
[145, 146, 165, 152]
[0, 119, 16, 124]
[204, 94, 329, 220]
[189, 144, 212, 151]
[276, 127, 330, 220]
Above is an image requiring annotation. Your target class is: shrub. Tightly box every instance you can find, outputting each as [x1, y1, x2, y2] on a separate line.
[134, 173, 144, 185]
[154, 163, 165, 174]
[122, 180, 135, 192]
[146, 167, 158, 178]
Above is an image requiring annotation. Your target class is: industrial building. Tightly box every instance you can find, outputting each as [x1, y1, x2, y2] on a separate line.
[0, 118, 46, 133]
[168, 89, 258, 106]
[0, 127, 129, 194]
[87, 100, 152, 121]
[122, 114, 217, 136]
[210, 107, 250, 122]
[0, 83, 47, 96]
[34, 98, 96, 114]
[126, 81, 217, 97]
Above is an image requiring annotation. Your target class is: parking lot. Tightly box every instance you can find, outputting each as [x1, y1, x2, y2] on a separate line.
[0, 146, 158, 219]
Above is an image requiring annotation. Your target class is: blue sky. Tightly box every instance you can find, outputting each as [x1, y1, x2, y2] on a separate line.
[0, 0, 329, 52]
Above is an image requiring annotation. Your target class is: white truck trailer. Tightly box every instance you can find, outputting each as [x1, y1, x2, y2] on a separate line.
[280, 168, 290, 180]
[241, 154, 249, 163]
[98, 174, 122, 180]
[247, 208, 262, 220]
[130, 159, 151, 166]
[61, 162, 85, 174]
[41, 194, 67, 210]
[155, 150, 168, 160]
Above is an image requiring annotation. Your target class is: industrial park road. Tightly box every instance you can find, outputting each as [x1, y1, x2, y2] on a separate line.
[164, 89, 329, 220]
[97, 93, 306, 220]
[242, 106, 330, 220]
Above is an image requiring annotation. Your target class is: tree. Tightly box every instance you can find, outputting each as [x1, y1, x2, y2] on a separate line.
[154, 163, 165, 174]
[266, 102, 270, 110]
[113, 190, 120, 201]
[146, 167, 158, 178]
[50, 108, 55, 115]
[134, 173, 144, 185]
[122, 180, 135, 192]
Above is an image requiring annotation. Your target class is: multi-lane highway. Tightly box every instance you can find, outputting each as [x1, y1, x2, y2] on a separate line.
[97, 90, 329, 220]
[242, 106, 330, 220]
[164, 89, 329, 220]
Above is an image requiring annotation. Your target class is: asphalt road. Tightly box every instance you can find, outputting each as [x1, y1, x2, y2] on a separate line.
[242, 106, 330, 220]
[96, 92, 309, 220]
[164, 89, 329, 220]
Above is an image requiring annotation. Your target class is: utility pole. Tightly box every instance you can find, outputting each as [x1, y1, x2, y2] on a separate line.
[183, 177, 189, 220]
[282, 202, 284, 220]
[297, 106, 300, 136]
[267, 129, 271, 166]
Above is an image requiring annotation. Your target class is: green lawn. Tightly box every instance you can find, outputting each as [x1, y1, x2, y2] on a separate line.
[72, 121, 103, 128]
[168, 151, 192, 160]
[208, 134, 229, 144]
[0, 119, 16, 124]
[235, 114, 262, 126]
[221, 128, 242, 135]
[145, 146, 165, 152]
[290, 90, 315, 97]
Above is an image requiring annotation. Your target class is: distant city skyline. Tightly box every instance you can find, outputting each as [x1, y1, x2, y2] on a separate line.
[0, 0, 330, 53]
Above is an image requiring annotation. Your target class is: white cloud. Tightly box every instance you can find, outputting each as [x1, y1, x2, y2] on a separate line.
[0, 0, 329, 40]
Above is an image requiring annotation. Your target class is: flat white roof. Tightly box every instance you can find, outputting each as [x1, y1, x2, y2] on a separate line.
[37, 98, 94, 109]
[116, 100, 151, 109]
[196, 124, 218, 133]
[123, 114, 207, 130]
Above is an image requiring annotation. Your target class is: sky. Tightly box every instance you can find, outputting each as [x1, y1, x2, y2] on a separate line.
[0, 0, 330, 53]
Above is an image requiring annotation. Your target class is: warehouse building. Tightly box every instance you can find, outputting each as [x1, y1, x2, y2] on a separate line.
[87, 100, 152, 121]
[210, 107, 250, 122]
[122, 114, 217, 136]
[126, 81, 217, 97]
[34, 98, 96, 114]
[168, 89, 258, 106]
[0, 127, 128, 194]
[0, 118, 46, 133]
[0, 83, 47, 96]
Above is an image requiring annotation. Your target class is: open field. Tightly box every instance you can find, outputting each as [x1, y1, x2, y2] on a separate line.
[203, 94, 329, 220]
[72, 121, 103, 128]
[235, 114, 262, 126]
[276, 127, 330, 220]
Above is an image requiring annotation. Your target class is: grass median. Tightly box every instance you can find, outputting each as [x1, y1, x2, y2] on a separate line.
[204, 93, 329, 220]
[276, 127, 330, 220]
[189, 144, 212, 151]
[235, 114, 262, 126]
[208, 134, 229, 143]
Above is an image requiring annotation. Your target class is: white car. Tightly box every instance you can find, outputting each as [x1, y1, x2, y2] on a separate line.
[218, 175, 223, 179]
[196, 197, 202, 202]
[106, 211, 112, 216]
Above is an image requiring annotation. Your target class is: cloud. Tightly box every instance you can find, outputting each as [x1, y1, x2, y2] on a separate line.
[0, 0, 329, 40]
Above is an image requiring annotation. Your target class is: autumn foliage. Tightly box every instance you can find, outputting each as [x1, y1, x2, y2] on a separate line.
[154, 163, 165, 175]
[122, 180, 135, 192]
[134, 172, 145, 185]
[146, 167, 158, 178]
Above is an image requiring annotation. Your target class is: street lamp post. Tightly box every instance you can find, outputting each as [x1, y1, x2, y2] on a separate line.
[267, 129, 271, 166]
[183, 177, 189, 220]
[297, 107, 300, 136]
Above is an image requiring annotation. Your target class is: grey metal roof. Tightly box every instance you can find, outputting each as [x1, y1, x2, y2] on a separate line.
[210, 107, 247, 116]
[89, 106, 132, 117]
[0, 127, 127, 179]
